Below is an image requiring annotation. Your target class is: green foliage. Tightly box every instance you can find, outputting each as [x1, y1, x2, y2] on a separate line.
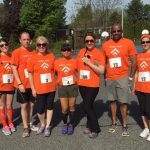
[109, 11, 121, 25]
[19, 0, 66, 38]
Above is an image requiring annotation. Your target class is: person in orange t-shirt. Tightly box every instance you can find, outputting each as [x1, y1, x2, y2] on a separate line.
[102, 23, 137, 136]
[11, 32, 38, 137]
[0, 39, 15, 136]
[134, 34, 150, 141]
[77, 32, 105, 138]
[54, 43, 78, 135]
[28, 36, 56, 137]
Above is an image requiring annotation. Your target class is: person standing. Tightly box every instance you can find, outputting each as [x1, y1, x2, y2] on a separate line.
[54, 43, 78, 135]
[134, 34, 150, 141]
[0, 39, 15, 136]
[11, 32, 38, 137]
[28, 36, 56, 137]
[77, 32, 105, 138]
[102, 23, 137, 136]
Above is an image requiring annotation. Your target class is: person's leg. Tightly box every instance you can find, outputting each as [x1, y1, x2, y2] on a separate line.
[120, 103, 128, 128]
[110, 101, 117, 125]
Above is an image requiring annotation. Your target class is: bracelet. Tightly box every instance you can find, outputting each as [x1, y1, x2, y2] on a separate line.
[129, 77, 133, 81]
[18, 83, 23, 86]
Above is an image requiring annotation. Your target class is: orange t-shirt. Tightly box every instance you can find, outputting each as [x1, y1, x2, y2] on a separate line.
[0, 54, 15, 91]
[77, 47, 105, 87]
[11, 47, 36, 88]
[102, 38, 137, 80]
[135, 52, 150, 93]
[27, 53, 56, 94]
[54, 57, 77, 86]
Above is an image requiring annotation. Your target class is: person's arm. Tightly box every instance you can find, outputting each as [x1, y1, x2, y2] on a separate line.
[11, 65, 25, 93]
[82, 57, 104, 74]
[28, 72, 36, 97]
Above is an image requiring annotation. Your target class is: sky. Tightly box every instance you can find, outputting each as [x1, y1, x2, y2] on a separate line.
[65, 0, 150, 24]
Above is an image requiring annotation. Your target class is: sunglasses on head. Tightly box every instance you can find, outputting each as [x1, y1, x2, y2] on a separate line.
[111, 30, 122, 33]
[61, 48, 72, 52]
[0, 43, 8, 48]
[37, 43, 47, 47]
[141, 41, 150, 45]
[85, 40, 94, 43]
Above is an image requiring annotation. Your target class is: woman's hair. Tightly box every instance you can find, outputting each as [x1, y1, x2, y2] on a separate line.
[35, 36, 49, 53]
[0, 39, 8, 44]
[84, 32, 96, 41]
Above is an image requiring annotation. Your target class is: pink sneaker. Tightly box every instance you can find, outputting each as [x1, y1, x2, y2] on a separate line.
[2, 126, 11, 136]
[9, 123, 16, 132]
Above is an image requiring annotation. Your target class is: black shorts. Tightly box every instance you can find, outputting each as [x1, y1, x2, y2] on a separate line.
[16, 88, 35, 104]
[0, 90, 15, 95]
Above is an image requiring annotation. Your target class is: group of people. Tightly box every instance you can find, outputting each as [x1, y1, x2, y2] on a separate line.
[0, 23, 150, 141]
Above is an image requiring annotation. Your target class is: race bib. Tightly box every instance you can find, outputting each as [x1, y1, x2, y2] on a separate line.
[80, 70, 90, 80]
[40, 73, 52, 83]
[109, 57, 122, 68]
[24, 69, 29, 78]
[62, 75, 74, 86]
[2, 74, 13, 83]
[138, 72, 150, 82]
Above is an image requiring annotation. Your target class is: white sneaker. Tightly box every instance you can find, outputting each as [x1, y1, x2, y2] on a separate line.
[146, 134, 150, 141]
[140, 128, 149, 138]
[29, 123, 39, 132]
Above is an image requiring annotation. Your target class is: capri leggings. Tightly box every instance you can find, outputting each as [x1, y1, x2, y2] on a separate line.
[136, 91, 150, 120]
[36, 91, 55, 114]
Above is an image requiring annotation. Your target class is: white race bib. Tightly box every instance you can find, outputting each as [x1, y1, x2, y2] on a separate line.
[109, 57, 122, 68]
[24, 69, 29, 78]
[2, 74, 13, 83]
[40, 73, 52, 83]
[138, 72, 150, 82]
[80, 70, 90, 80]
[62, 75, 74, 86]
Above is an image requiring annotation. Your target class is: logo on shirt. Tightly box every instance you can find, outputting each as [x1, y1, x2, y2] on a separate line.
[140, 61, 148, 70]
[41, 62, 49, 70]
[4, 63, 11, 71]
[62, 67, 71, 74]
[111, 48, 120, 56]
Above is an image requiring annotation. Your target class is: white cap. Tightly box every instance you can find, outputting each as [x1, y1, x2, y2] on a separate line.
[142, 29, 149, 35]
[101, 31, 109, 38]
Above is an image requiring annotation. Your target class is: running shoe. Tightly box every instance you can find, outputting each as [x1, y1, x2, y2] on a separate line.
[108, 123, 117, 133]
[29, 123, 39, 132]
[2, 126, 11, 136]
[62, 124, 68, 134]
[122, 127, 129, 137]
[146, 134, 150, 142]
[67, 124, 74, 135]
[44, 127, 51, 137]
[9, 123, 16, 132]
[22, 128, 30, 138]
[37, 126, 45, 135]
[140, 128, 149, 138]
[89, 132, 98, 138]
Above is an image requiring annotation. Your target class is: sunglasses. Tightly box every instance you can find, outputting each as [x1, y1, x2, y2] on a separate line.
[141, 41, 150, 44]
[61, 48, 72, 52]
[85, 40, 94, 43]
[0, 43, 8, 48]
[37, 43, 47, 47]
[111, 30, 122, 33]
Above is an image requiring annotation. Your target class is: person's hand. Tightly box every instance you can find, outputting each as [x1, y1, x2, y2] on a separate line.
[18, 84, 25, 93]
[82, 57, 91, 66]
[32, 88, 37, 97]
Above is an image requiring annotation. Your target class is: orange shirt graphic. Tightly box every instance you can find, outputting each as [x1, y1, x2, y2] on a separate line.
[54, 58, 77, 86]
[27, 53, 56, 94]
[11, 47, 36, 88]
[135, 53, 150, 93]
[77, 47, 105, 87]
[102, 38, 137, 80]
[0, 54, 15, 91]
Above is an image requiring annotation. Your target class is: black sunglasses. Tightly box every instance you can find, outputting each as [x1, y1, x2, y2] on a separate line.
[85, 40, 94, 43]
[141, 41, 150, 45]
[61, 48, 72, 52]
[37, 43, 47, 47]
[111, 30, 122, 33]
[0, 43, 8, 48]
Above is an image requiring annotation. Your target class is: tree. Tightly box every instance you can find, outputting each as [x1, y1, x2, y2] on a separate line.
[19, 0, 66, 38]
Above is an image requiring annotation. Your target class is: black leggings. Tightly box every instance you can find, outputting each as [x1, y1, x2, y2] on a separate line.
[79, 86, 100, 133]
[36, 92, 55, 114]
[136, 91, 150, 120]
